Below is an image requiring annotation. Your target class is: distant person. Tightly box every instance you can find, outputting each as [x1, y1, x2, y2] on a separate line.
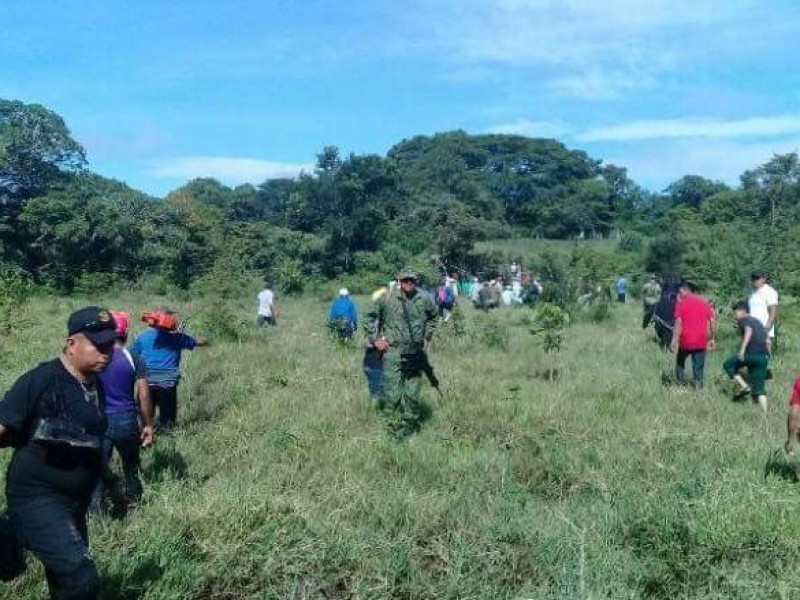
[748, 269, 778, 353]
[723, 301, 770, 411]
[615, 275, 628, 303]
[670, 279, 715, 389]
[362, 342, 385, 403]
[130, 308, 208, 431]
[328, 288, 358, 340]
[501, 286, 513, 306]
[641, 275, 662, 329]
[470, 277, 481, 306]
[256, 282, 277, 327]
[654, 275, 680, 350]
[0, 307, 122, 599]
[435, 275, 457, 321]
[93, 311, 155, 510]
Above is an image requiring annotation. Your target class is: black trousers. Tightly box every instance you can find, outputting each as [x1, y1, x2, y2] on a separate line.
[150, 385, 178, 430]
[9, 493, 99, 599]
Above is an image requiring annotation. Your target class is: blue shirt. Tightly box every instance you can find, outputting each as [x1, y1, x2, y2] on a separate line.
[328, 297, 358, 327]
[616, 277, 628, 294]
[130, 328, 197, 387]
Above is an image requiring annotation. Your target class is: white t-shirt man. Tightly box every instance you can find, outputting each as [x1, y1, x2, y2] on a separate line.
[749, 283, 778, 337]
[257, 288, 275, 317]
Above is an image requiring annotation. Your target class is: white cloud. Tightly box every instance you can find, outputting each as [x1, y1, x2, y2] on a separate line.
[549, 69, 656, 101]
[605, 137, 800, 190]
[152, 157, 314, 184]
[486, 119, 571, 138]
[579, 115, 800, 142]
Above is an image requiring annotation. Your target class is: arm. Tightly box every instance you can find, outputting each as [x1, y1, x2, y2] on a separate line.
[670, 318, 682, 352]
[738, 326, 752, 360]
[767, 304, 778, 330]
[708, 314, 717, 350]
[136, 379, 155, 447]
[0, 423, 9, 448]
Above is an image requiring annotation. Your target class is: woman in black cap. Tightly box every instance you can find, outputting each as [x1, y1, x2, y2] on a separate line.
[0, 306, 120, 599]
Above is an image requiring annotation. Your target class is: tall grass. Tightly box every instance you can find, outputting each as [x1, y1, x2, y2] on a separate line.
[1, 292, 800, 598]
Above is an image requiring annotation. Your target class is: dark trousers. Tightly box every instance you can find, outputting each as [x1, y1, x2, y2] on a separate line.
[98, 412, 143, 504]
[363, 365, 385, 400]
[676, 348, 706, 388]
[256, 315, 275, 327]
[9, 494, 99, 599]
[150, 385, 178, 430]
[642, 302, 656, 329]
[617, 293, 626, 303]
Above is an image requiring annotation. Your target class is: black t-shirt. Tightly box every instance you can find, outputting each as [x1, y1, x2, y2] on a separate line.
[363, 346, 383, 369]
[739, 316, 769, 355]
[0, 359, 107, 500]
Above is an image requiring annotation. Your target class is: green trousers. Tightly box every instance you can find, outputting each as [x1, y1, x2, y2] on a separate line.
[723, 353, 769, 396]
[381, 350, 425, 437]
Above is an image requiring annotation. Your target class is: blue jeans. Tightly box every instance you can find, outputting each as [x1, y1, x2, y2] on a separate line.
[364, 365, 385, 400]
[676, 348, 706, 388]
[92, 411, 143, 508]
[9, 494, 99, 599]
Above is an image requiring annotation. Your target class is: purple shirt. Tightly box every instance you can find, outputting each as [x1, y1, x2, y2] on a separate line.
[98, 347, 146, 415]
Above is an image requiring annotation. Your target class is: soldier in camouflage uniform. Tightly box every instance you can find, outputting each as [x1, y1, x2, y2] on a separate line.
[364, 267, 438, 438]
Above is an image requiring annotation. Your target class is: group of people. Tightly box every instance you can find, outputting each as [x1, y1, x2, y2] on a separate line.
[0, 306, 206, 598]
[643, 270, 778, 414]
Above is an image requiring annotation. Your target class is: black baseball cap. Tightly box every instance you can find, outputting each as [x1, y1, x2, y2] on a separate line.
[67, 306, 118, 345]
[750, 269, 768, 280]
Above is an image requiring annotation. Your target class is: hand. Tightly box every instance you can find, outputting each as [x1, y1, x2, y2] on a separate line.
[738, 352, 745, 362]
[707, 340, 716, 351]
[669, 342, 677, 353]
[140, 425, 155, 448]
[373, 338, 390, 352]
[786, 440, 794, 455]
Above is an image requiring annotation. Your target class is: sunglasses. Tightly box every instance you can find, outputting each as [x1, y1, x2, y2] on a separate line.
[75, 316, 115, 334]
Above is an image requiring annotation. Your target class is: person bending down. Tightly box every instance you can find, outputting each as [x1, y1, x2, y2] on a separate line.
[723, 301, 770, 412]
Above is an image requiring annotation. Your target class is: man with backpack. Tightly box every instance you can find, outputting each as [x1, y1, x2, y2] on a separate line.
[130, 308, 207, 431]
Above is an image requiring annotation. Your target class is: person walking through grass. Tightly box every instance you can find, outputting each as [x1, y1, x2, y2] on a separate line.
[131, 309, 207, 431]
[92, 311, 155, 511]
[670, 279, 716, 389]
[256, 281, 278, 327]
[328, 288, 358, 340]
[641, 275, 661, 329]
[0, 307, 124, 599]
[365, 266, 438, 438]
[723, 301, 770, 411]
[748, 269, 778, 353]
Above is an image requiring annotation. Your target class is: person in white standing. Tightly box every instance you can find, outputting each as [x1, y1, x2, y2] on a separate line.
[257, 282, 278, 327]
[748, 269, 778, 353]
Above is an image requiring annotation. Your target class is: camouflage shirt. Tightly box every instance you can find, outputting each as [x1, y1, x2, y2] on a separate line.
[364, 289, 438, 352]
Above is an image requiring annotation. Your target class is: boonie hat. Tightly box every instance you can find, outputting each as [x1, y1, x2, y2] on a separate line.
[339, 288, 349, 297]
[67, 306, 117, 345]
[397, 267, 419, 281]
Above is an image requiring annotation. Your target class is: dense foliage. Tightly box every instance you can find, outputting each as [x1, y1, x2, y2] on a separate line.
[2, 98, 800, 298]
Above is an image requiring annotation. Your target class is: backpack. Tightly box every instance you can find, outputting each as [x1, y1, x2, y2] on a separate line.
[141, 309, 180, 332]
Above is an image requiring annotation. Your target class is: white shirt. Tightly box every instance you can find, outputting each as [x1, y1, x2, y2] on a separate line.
[501, 289, 513, 306]
[257, 289, 275, 317]
[749, 283, 778, 336]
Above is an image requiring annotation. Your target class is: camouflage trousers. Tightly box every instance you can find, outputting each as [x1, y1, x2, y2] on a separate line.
[380, 350, 426, 438]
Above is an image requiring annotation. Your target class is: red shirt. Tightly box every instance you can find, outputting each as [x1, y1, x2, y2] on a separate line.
[674, 294, 714, 350]
[791, 377, 800, 407]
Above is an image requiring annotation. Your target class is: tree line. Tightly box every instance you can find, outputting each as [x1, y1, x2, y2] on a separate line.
[2, 98, 800, 297]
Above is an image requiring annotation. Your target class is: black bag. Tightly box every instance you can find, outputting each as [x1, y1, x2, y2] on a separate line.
[0, 514, 26, 582]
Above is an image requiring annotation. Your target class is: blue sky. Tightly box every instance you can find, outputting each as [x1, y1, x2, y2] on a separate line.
[2, 0, 800, 197]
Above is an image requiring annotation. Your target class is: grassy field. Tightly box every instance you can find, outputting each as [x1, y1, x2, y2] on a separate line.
[2, 289, 800, 598]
